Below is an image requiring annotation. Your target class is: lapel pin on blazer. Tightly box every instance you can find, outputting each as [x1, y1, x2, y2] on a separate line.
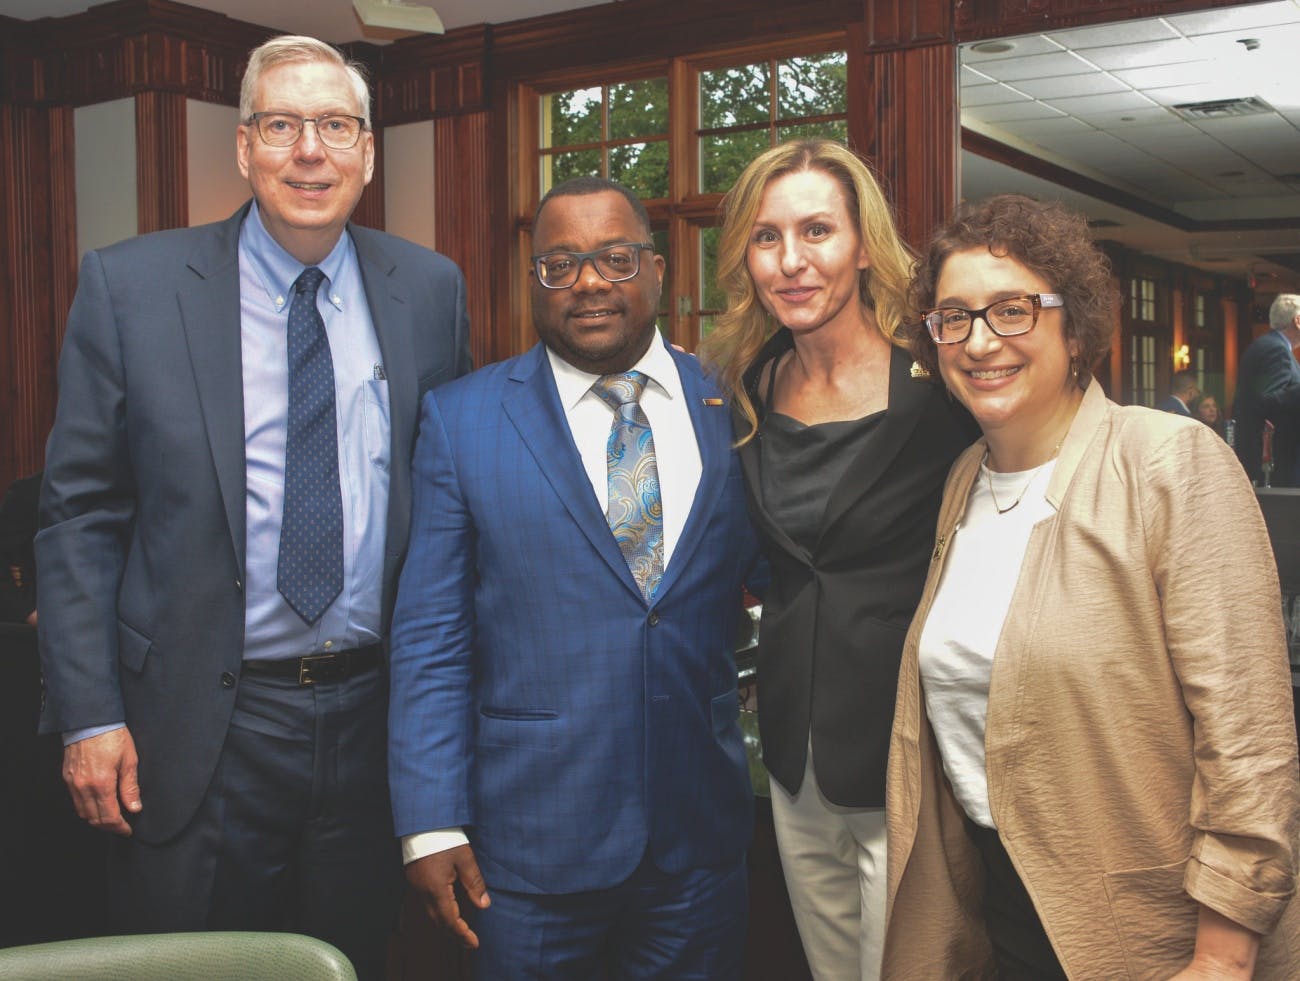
[702, 397, 724, 406]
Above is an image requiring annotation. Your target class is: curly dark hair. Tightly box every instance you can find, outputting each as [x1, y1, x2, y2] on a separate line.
[906, 194, 1119, 385]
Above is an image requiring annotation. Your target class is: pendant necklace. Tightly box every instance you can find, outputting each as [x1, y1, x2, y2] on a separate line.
[983, 440, 1062, 515]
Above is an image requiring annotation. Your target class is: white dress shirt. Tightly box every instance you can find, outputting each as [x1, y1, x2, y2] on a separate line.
[402, 336, 702, 865]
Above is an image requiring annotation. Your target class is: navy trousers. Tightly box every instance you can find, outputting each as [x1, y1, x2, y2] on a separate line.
[107, 666, 401, 981]
[467, 851, 748, 981]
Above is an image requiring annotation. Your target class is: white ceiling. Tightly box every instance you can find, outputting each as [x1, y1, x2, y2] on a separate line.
[7, 0, 1297, 288]
[960, 0, 1300, 289]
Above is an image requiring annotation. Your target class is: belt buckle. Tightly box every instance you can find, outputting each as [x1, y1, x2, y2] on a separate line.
[299, 652, 345, 685]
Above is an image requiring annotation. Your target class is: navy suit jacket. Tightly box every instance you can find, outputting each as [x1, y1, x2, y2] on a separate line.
[1234, 328, 1300, 486]
[36, 202, 471, 843]
[388, 341, 761, 894]
[1156, 394, 1193, 416]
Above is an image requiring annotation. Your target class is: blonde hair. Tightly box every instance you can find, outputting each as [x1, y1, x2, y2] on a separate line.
[699, 140, 916, 444]
[240, 35, 371, 129]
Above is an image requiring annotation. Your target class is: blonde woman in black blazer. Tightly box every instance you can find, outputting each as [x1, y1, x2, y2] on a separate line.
[701, 139, 976, 979]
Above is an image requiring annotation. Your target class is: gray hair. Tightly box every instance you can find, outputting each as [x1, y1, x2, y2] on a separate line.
[1270, 294, 1300, 332]
[240, 35, 371, 129]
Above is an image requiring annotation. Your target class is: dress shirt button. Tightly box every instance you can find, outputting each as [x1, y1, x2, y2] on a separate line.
[648, 612, 661, 626]
[234, 579, 243, 592]
[323, 640, 333, 649]
[220, 671, 236, 689]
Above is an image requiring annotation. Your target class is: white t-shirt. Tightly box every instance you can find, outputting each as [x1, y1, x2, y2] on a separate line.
[917, 456, 1058, 828]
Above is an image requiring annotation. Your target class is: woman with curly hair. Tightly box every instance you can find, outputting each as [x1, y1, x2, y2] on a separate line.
[883, 193, 1300, 979]
[700, 139, 976, 979]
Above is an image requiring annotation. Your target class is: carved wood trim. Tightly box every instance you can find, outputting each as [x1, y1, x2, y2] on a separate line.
[434, 111, 495, 367]
[136, 90, 188, 232]
[861, 0, 951, 50]
[856, 37, 958, 251]
[954, 0, 1259, 42]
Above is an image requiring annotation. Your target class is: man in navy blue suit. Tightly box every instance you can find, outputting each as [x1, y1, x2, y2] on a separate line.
[389, 177, 762, 979]
[1235, 294, 1300, 485]
[1157, 369, 1198, 416]
[37, 36, 470, 979]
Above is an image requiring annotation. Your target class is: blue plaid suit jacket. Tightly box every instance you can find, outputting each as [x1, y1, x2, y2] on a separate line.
[389, 340, 761, 894]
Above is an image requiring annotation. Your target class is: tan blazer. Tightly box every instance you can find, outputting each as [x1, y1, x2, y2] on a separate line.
[884, 381, 1300, 980]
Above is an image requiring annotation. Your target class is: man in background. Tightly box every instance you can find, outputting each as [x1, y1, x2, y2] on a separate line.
[389, 177, 761, 979]
[1234, 294, 1300, 486]
[1157, 369, 1198, 416]
[36, 34, 470, 978]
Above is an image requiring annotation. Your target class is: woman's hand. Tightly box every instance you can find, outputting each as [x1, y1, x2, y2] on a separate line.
[1165, 905, 1259, 980]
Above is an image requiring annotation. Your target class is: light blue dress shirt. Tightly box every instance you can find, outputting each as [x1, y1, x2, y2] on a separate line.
[239, 201, 389, 660]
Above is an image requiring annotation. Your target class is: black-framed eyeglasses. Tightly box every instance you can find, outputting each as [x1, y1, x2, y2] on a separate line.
[531, 243, 655, 290]
[923, 293, 1064, 345]
[245, 112, 367, 150]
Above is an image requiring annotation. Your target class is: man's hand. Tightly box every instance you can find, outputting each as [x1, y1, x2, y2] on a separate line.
[62, 727, 141, 836]
[405, 844, 490, 949]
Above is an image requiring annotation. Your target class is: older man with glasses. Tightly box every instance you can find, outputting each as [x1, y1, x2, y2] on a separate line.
[36, 34, 470, 978]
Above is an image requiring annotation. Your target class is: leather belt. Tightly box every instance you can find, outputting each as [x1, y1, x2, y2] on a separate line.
[241, 643, 382, 686]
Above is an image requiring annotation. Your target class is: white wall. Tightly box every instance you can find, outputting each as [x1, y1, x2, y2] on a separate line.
[187, 99, 249, 226]
[74, 98, 137, 257]
[383, 120, 436, 250]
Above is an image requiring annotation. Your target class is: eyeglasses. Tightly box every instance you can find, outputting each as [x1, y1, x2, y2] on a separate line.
[923, 293, 1064, 345]
[531, 243, 655, 290]
[245, 112, 367, 150]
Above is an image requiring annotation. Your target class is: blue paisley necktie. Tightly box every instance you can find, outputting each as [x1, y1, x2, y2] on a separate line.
[591, 371, 663, 601]
[277, 266, 344, 624]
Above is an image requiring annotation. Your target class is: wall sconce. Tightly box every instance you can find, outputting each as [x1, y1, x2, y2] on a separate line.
[1174, 344, 1190, 369]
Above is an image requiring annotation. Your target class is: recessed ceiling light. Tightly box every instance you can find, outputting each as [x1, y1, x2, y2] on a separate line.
[1119, 116, 1136, 122]
[971, 41, 1016, 55]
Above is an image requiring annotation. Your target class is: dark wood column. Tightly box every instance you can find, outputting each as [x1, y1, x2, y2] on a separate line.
[135, 90, 188, 232]
[434, 112, 493, 368]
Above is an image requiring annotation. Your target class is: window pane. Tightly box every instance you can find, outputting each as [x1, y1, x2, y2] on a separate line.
[700, 226, 724, 313]
[610, 141, 669, 199]
[777, 51, 847, 119]
[540, 149, 602, 195]
[699, 314, 717, 341]
[541, 86, 602, 148]
[700, 62, 770, 129]
[609, 77, 668, 141]
[778, 119, 848, 144]
[701, 129, 770, 194]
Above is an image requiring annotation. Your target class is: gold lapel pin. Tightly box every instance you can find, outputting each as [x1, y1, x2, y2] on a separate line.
[702, 397, 724, 406]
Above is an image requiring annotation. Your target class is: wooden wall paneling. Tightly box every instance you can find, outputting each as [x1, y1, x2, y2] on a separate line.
[861, 0, 951, 49]
[135, 90, 188, 233]
[0, 106, 63, 491]
[854, 31, 958, 252]
[353, 128, 386, 231]
[375, 27, 490, 126]
[434, 112, 495, 368]
[49, 106, 79, 358]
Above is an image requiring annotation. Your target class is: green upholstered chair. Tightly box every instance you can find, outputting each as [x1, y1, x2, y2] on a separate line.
[0, 931, 357, 980]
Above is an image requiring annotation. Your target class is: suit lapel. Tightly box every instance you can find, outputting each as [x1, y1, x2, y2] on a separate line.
[503, 345, 644, 600]
[352, 226, 416, 543]
[178, 205, 249, 574]
[654, 347, 732, 602]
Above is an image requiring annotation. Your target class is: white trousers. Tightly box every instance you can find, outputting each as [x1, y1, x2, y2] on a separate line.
[769, 740, 887, 981]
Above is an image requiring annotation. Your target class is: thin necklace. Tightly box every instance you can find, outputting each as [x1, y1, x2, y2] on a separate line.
[983, 441, 1062, 515]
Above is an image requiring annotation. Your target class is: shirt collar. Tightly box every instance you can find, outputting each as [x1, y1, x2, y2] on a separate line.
[239, 200, 353, 314]
[547, 333, 681, 411]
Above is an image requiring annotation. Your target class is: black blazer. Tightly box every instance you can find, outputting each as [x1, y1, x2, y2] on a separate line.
[740, 331, 978, 807]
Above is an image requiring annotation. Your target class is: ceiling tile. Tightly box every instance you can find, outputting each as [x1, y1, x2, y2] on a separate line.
[1073, 38, 1202, 71]
[1111, 61, 1219, 90]
[1167, 1, 1300, 37]
[975, 50, 1094, 82]
[960, 83, 1033, 108]
[1143, 82, 1263, 106]
[1045, 19, 1180, 49]
[1013, 72, 1129, 100]
[962, 34, 1063, 63]
[963, 101, 1068, 123]
[1044, 90, 1155, 115]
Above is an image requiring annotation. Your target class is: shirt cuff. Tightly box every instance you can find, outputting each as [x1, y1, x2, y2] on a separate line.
[63, 722, 126, 746]
[401, 828, 469, 865]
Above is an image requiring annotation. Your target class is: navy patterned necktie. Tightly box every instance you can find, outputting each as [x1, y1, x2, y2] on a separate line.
[278, 266, 343, 624]
[591, 371, 663, 601]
